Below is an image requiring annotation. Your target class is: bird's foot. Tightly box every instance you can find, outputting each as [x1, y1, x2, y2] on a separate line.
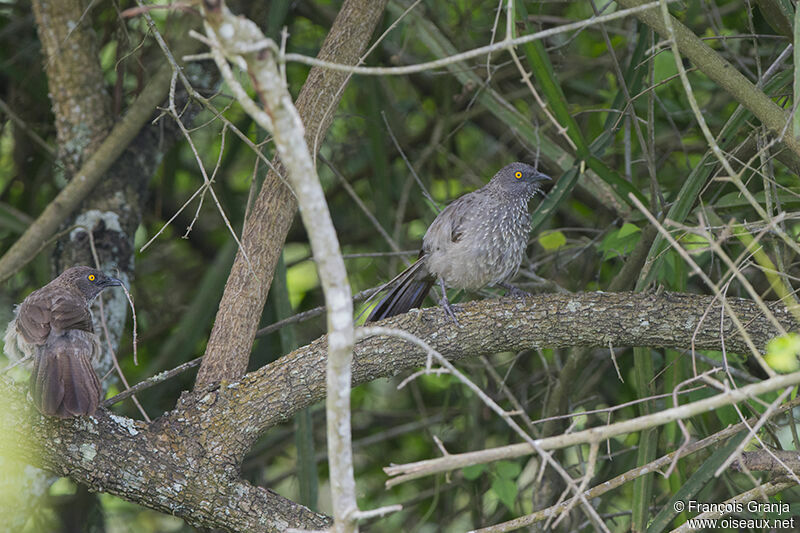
[438, 277, 461, 327]
[499, 282, 530, 299]
[440, 295, 461, 327]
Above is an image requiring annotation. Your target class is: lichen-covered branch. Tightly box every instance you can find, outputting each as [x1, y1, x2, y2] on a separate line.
[0, 386, 330, 532]
[182, 291, 794, 457]
[2, 291, 794, 531]
[31, 0, 113, 174]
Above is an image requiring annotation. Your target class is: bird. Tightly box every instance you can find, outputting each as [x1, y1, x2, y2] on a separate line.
[366, 162, 550, 323]
[3, 266, 122, 417]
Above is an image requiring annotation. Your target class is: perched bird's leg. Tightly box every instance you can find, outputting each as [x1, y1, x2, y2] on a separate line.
[498, 281, 530, 299]
[438, 277, 460, 327]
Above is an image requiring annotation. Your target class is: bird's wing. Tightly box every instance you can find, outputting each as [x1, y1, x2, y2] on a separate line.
[15, 289, 53, 345]
[423, 193, 476, 251]
[50, 292, 93, 333]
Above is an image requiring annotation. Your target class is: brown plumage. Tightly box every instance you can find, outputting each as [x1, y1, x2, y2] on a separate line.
[367, 163, 550, 323]
[4, 266, 122, 417]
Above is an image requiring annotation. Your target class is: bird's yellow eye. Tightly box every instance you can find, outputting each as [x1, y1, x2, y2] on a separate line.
[88, 274, 96, 281]
[514, 171, 522, 179]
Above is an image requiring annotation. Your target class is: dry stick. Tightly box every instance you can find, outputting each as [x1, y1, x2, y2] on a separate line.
[505, 0, 577, 151]
[0, 97, 55, 158]
[673, 211, 790, 331]
[360, 326, 609, 532]
[471, 397, 800, 532]
[102, 356, 202, 407]
[133, 0, 281, 261]
[654, 0, 800, 260]
[163, 70, 255, 276]
[256, 287, 381, 338]
[551, 441, 599, 529]
[381, 112, 440, 214]
[201, 4, 400, 529]
[184, 123, 228, 238]
[201, 1, 671, 78]
[118, 284, 138, 367]
[629, 194, 775, 376]
[320, 154, 402, 254]
[723, 392, 789, 503]
[384, 369, 800, 486]
[84, 230, 149, 422]
[716, 386, 799, 481]
[662, 369, 727, 478]
[479, 355, 538, 436]
[485, 0, 505, 79]
[0, 53, 180, 282]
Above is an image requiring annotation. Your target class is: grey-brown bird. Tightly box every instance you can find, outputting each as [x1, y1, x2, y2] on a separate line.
[366, 162, 550, 323]
[4, 266, 122, 417]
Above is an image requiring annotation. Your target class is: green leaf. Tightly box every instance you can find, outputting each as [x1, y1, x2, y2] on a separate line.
[495, 460, 521, 479]
[538, 230, 567, 251]
[598, 223, 642, 259]
[491, 477, 518, 513]
[462, 464, 486, 480]
[765, 333, 800, 373]
[677, 232, 709, 252]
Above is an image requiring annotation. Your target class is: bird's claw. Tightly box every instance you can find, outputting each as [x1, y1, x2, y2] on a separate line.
[440, 294, 461, 327]
[500, 282, 530, 300]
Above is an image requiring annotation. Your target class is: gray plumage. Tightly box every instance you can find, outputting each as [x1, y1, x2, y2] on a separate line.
[4, 266, 122, 417]
[367, 162, 549, 322]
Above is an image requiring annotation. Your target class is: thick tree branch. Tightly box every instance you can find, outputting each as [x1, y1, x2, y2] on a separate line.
[182, 292, 794, 458]
[0, 388, 330, 532]
[1, 291, 795, 531]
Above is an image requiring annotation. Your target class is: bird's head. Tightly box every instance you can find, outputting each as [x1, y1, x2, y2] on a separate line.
[59, 266, 123, 301]
[492, 162, 551, 199]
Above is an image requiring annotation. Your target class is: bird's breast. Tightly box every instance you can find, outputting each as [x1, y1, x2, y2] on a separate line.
[426, 198, 531, 289]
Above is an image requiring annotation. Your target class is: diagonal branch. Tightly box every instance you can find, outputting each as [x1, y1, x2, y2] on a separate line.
[1, 291, 793, 531]
[0, 21, 202, 282]
[617, 0, 800, 158]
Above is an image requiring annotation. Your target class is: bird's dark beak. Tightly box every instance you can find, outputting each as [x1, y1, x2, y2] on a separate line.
[535, 172, 552, 183]
[102, 276, 123, 288]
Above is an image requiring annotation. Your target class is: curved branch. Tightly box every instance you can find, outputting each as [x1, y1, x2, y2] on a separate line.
[2, 291, 793, 531]
[0, 389, 330, 532]
[183, 291, 794, 457]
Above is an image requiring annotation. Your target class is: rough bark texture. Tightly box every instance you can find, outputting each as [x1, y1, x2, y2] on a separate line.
[0, 393, 330, 532]
[31, 0, 113, 174]
[2, 291, 794, 532]
[186, 291, 796, 457]
[196, 0, 389, 387]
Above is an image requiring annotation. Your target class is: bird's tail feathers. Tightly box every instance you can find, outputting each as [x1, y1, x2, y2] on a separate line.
[31, 331, 101, 418]
[366, 260, 434, 322]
